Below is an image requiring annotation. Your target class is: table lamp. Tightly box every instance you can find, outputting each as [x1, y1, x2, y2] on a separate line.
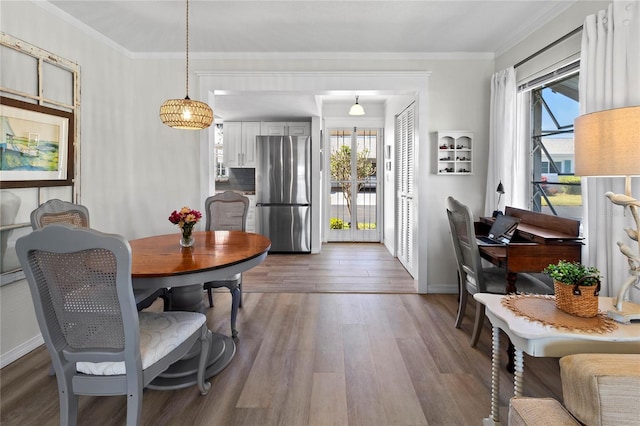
[574, 105, 640, 323]
[492, 181, 505, 217]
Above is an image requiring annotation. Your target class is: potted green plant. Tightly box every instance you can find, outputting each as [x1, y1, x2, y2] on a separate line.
[543, 260, 601, 317]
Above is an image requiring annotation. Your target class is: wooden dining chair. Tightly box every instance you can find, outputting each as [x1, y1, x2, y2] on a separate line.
[30, 198, 167, 311]
[16, 224, 211, 426]
[203, 191, 250, 338]
[446, 196, 554, 346]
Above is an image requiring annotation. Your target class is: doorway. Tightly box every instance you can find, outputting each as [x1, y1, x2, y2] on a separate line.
[327, 127, 381, 242]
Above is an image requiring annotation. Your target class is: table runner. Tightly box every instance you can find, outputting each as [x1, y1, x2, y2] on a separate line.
[501, 294, 618, 333]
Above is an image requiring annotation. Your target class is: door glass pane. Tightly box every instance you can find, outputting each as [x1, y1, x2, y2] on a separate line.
[329, 129, 352, 232]
[355, 129, 377, 231]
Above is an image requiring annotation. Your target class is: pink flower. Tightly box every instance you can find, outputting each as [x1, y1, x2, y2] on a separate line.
[168, 207, 202, 229]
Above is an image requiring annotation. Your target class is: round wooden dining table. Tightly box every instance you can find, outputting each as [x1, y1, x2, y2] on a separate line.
[130, 230, 271, 390]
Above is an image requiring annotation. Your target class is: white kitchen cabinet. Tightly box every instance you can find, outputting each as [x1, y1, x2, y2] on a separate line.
[261, 122, 287, 135]
[260, 121, 310, 136]
[286, 122, 310, 136]
[224, 121, 260, 168]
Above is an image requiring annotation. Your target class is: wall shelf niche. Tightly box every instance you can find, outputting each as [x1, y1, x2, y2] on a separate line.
[437, 131, 473, 175]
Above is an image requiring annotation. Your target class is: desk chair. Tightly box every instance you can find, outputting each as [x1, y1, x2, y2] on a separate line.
[16, 224, 211, 426]
[446, 196, 553, 347]
[30, 199, 167, 311]
[203, 191, 250, 338]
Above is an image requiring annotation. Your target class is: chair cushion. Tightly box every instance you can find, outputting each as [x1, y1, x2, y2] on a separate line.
[508, 397, 580, 425]
[76, 311, 206, 375]
[560, 353, 640, 426]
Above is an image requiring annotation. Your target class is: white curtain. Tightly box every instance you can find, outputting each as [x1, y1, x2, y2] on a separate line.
[485, 67, 528, 215]
[579, 1, 640, 300]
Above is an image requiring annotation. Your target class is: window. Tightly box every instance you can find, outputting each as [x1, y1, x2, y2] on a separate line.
[1, 34, 79, 285]
[525, 63, 582, 220]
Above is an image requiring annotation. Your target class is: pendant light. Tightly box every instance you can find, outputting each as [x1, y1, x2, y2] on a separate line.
[159, 0, 213, 130]
[348, 95, 365, 116]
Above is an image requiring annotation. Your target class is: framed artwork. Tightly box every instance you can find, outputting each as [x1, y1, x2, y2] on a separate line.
[0, 97, 74, 188]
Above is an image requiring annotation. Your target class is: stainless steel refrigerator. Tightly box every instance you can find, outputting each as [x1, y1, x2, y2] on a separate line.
[256, 135, 311, 253]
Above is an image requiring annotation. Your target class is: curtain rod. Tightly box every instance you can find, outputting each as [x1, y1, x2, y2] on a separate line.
[514, 25, 583, 69]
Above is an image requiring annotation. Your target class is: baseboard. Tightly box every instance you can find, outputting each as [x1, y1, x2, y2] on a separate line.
[383, 240, 395, 257]
[1, 334, 44, 369]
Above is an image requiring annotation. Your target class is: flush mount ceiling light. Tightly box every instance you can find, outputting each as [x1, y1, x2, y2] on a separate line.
[159, 0, 213, 130]
[348, 96, 365, 116]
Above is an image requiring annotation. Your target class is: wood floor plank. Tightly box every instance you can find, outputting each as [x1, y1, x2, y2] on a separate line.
[396, 336, 473, 426]
[368, 334, 428, 425]
[309, 372, 349, 426]
[271, 349, 314, 426]
[236, 295, 301, 408]
[313, 295, 345, 374]
[342, 324, 389, 426]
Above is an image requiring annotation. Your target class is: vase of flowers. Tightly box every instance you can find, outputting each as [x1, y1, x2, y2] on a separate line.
[543, 260, 601, 317]
[168, 207, 202, 248]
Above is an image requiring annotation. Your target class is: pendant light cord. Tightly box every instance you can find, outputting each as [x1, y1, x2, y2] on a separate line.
[184, 0, 190, 99]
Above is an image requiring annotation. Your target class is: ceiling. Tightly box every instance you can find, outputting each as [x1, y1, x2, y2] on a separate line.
[44, 0, 578, 120]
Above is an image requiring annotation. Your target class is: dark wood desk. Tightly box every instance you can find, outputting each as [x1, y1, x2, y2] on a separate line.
[478, 207, 583, 293]
[130, 230, 271, 390]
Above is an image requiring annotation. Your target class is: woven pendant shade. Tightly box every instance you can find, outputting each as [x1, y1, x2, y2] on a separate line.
[160, 98, 213, 130]
[159, 0, 213, 130]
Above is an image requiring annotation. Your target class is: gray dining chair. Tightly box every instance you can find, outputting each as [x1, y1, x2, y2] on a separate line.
[446, 196, 554, 347]
[30, 198, 90, 229]
[203, 191, 250, 338]
[16, 224, 211, 426]
[30, 198, 168, 311]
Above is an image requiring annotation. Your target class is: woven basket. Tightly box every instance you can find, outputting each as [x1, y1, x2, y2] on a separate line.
[554, 276, 601, 318]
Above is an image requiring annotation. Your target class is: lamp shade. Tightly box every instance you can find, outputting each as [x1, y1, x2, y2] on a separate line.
[160, 98, 213, 130]
[574, 105, 640, 177]
[496, 181, 505, 194]
[349, 96, 365, 116]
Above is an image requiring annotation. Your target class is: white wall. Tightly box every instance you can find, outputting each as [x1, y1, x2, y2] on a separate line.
[0, 0, 607, 364]
[0, 0, 138, 366]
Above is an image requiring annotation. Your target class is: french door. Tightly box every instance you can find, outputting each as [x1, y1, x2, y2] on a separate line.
[327, 127, 381, 242]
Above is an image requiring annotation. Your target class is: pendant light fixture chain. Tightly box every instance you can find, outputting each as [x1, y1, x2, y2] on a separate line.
[158, 0, 213, 129]
[184, 0, 190, 98]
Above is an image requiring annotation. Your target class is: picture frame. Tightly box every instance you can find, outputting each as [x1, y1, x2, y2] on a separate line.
[0, 96, 74, 188]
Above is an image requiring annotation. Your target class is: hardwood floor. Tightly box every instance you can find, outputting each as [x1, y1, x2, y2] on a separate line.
[243, 243, 417, 293]
[0, 243, 563, 426]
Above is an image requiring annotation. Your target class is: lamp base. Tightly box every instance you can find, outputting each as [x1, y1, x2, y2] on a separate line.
[492, 210, 503, 218]
[607, 301, 640, 324]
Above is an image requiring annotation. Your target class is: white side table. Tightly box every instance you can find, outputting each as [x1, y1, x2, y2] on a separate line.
[474, 293, 640, 426]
